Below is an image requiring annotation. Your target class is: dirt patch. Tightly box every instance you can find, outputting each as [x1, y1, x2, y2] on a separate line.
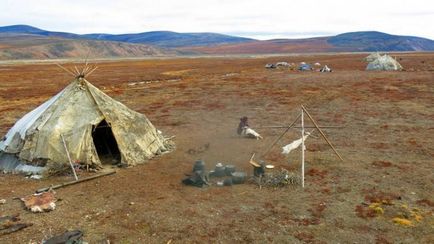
[0, 53, 433, 243]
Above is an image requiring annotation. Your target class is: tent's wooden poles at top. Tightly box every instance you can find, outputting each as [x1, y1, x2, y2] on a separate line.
[301, 105, 344, 161]
[84, 53, 90, 70]
[55, 63, 76, 77]
[73, 66, 81, 76]
[82, 65, 91, 76]
[55, 62, 98, 79]
[86, 66, 98, 77]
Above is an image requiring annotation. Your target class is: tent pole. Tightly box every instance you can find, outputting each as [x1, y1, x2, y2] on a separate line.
[301, 105, 344, 161]
[55, 63, 76, 77]
[261, 113, 301, 157]
[301, 109, 305, 188]
[60, 134, 79, 181]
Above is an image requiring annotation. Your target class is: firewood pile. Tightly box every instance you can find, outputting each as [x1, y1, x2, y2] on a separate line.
[259, 169, 301, 187]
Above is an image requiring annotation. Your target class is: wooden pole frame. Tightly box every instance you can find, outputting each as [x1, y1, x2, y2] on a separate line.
[301, 105, 344, 161]
[261, 113, 301, 157]
[257, 105, 344, 188]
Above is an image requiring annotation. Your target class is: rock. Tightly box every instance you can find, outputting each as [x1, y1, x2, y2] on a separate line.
[0, 199, 6, 204]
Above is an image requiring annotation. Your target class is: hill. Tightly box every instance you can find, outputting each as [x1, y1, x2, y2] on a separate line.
[0, 25, 254, 48]
[178, 37, 333, 54]
[327, 31, 434, 51]
[0, 34, 179, 60]
[181, 31, 434, 54]
[1, 25, 433, 58]
[84, 31, 254, 47]
[0, 25, 82, 39]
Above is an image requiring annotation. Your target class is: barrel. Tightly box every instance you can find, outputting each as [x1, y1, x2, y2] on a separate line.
[231, 172, 247, 184]
[193, 160, 205, 172]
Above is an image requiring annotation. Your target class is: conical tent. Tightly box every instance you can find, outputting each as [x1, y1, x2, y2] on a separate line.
[366, 54, 403, 71]
[0, 78, 170, 171]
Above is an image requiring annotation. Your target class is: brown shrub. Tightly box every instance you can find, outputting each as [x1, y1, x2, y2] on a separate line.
[363, 189, 399, 205]
[307, 168, 328, 179]
[355, 205, 378, 218]
[294, 232, 315, 242]
[372, 160, 393, 168]
[375, 235, 392, 244]
[416, 199, 434, 207]
[309, 202, 327, 218]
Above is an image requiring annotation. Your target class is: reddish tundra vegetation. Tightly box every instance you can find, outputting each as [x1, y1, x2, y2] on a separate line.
[0, 53, 433, 243]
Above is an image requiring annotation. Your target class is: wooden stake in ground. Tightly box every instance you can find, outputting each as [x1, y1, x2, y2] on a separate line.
[301, 105, 344, 161]
[60, 134, 79, 181]
[301, 109, 305, 188]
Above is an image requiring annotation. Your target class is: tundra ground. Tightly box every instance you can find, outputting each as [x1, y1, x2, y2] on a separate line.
[0, 53, 433, 243]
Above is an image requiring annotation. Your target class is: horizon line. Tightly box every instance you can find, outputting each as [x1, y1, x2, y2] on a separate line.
[1, 24, 434, 41]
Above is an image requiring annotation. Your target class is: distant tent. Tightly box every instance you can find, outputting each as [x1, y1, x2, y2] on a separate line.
[0, 77, 171, 173]
[366, 54, 403, 71]
[320, 65, 332, 72]
[265, 63, 276, 69]
[298, 63, 312, 71]
[276, 62, 290, 67]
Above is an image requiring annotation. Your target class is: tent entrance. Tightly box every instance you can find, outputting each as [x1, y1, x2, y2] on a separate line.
[92, 120, 121, 164]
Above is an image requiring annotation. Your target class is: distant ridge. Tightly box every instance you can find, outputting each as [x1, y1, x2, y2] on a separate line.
[84, 31, 254, 47]
[0, 25, 253, 47]
[328, 31, 434, 51]
[0, 25, 433, 59]
[182, 31, 434, 54]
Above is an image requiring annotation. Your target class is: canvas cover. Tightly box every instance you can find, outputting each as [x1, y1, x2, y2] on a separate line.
[366, 54, 403, 71]
[364, 52, 381, 62]
[0, 78, 169, 168]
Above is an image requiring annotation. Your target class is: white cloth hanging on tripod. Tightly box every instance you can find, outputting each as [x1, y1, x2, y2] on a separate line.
[281, 132, 310, 154]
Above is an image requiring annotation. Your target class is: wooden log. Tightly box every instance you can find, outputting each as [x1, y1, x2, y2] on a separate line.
[260, 125, 343, 129]
[0, 223, 32, 236]
[301, 105, 344, 161]
[35, 170, 116, 193]
[249, 153, 261, 168]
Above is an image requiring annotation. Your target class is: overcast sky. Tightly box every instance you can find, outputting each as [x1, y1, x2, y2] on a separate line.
[1, 0, 433, 40]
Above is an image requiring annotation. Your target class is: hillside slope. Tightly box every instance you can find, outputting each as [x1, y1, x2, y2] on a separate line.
[182, 31, 434, 54]
[84, 31, 254, 47]
[328, 31, 434, 51]
[0, 25, 254, 48]
[0, 34, 179, 60]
